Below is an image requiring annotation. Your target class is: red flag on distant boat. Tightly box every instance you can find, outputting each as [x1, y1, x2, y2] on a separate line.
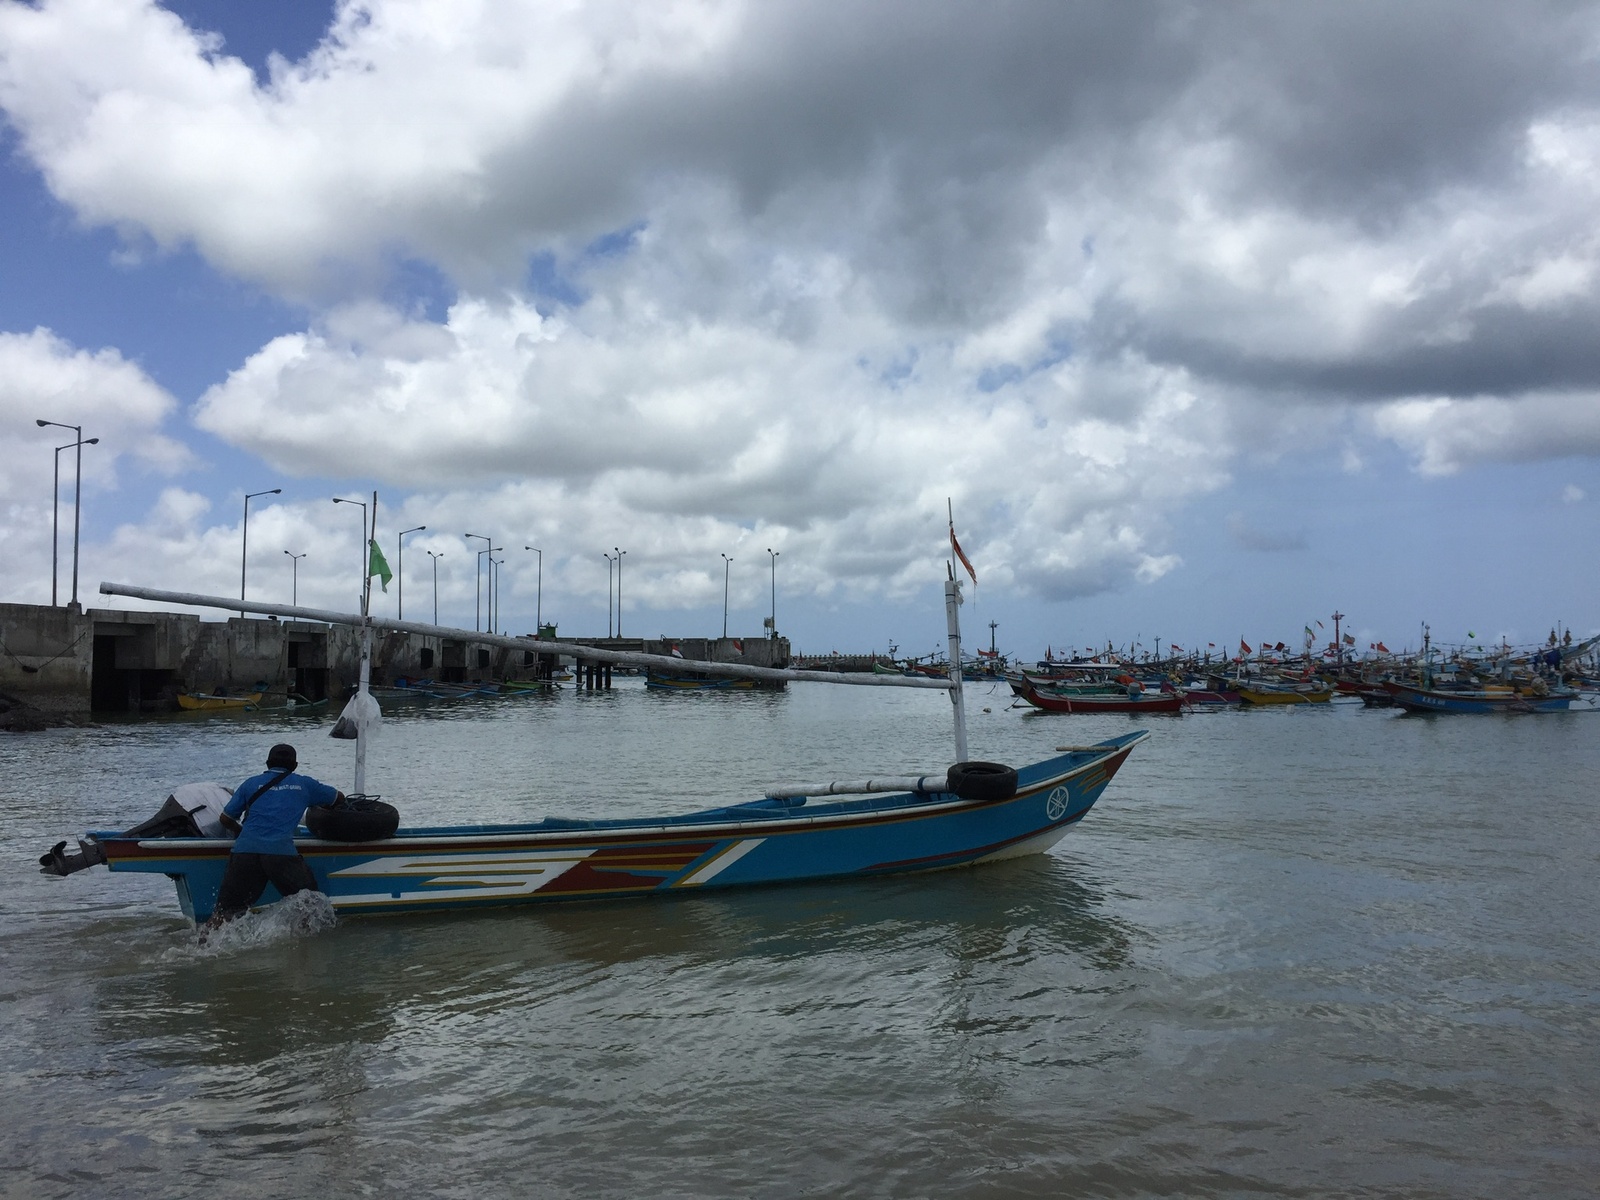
[1376, 641, 1390, 653]
[670, 644, 683, 658]
[1240, 640, 1252, 653]
[733, 639, 743, 653]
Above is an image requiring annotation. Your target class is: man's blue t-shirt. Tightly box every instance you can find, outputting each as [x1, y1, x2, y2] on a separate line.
[224, 770, 339, 856]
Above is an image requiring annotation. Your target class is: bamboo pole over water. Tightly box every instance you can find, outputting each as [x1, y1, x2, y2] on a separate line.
[97, 583, 958, 692]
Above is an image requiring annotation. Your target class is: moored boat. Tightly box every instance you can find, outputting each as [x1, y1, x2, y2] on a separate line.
[645, 670, 761, 691]
[1016, 682, 1183, 714]
[176, 691, 263, 711]
[1236, 682, 1333, 705]
[1389, 683, 1573, 714]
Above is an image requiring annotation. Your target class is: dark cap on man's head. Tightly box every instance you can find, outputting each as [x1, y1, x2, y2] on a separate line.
[266, 743, 298, 770]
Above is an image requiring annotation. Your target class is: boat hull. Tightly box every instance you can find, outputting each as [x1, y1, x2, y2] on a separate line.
[87, 735, 1147, 924]
[1236, 687, 1332, 705]
[176, 692, 263, 711]
[1390, 685, 1573, 714]
[644, 673, 760, 691]
[1018, 684, 1183, 714]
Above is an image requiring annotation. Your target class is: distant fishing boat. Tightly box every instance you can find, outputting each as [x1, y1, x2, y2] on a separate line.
[1236, 682, 1333, 705]
[1389, 683, 1573, 714]
[176, 691, 263, 711]
[1016, 681, 1183, 714]
[1180, 687, 1241, 707]
[41, 567, 1153, 924]
[645, 670, 760, 691]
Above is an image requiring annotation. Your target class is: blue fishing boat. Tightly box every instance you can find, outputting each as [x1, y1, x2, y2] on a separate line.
[1389, 683, 1572, 714]
[40, 570, 1152, 925]
[43, 734, 1144, 923]
[1391, 625, 1574, 713]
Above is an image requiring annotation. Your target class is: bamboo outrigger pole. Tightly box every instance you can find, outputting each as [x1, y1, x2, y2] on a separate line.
[97, 584, 959, 693]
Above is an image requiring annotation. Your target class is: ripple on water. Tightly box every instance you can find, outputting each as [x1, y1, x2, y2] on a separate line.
[2, 694, 1600, 1196]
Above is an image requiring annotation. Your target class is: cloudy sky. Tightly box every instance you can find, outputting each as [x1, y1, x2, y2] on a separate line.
[3, 0, 1599, 658]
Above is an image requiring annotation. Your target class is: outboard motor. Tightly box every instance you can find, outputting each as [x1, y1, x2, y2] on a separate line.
[39, 781, 235, 877]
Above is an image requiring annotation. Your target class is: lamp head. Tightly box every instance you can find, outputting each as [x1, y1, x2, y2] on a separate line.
[36, 419, 48, 427]
[85, 438, 99, 445]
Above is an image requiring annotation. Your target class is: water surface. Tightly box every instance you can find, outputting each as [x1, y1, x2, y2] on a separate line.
[3, 684, 1597, 1197]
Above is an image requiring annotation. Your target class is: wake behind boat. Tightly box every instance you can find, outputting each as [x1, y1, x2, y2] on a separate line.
[39, 568, 1152, 925]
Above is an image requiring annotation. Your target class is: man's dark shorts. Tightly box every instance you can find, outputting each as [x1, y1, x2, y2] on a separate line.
[215, 852, 321, 918]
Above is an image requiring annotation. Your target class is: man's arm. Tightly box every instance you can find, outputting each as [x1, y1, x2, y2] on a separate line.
[219, 779, 252, 836]
[306, 777, 342, 809]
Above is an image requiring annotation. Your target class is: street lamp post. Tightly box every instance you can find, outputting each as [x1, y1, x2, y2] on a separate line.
[36, 419, 93, 608]
[524, 546, 542, 629]
[332, 496, 369, 613]
[397, 526, 426, 619]
[426, 551, 443, 624]
[603, 553, 614, 637]
[766, 548, 780, 638]
[490, 555, 504, 634]
[464, 533, 491, 630]
[614, 547, 626, 638]
[241, 488, 282, 615]
[721, 553, 732, 639]
[284, 550, 306, 605]
[48, 436, 97, 606]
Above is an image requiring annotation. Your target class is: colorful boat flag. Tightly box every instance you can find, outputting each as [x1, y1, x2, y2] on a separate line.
[1240, 639, 1252, 654]
[1376, 641, 1390, 653]
[1343, 633, 1355, 645]
[368, 539, 393, 592]
[949, 524, 977, 585]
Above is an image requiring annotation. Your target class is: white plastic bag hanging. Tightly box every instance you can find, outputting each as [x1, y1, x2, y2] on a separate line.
[329, 690, 382, 741]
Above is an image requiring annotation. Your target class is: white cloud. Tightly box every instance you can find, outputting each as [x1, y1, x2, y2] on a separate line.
[1371, 392, 1600, 476]
[6, 1, 1600, 616]
[0, 326, 190, 603]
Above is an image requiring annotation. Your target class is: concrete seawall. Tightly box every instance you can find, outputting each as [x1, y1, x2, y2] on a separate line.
[0, 602, 789, 720]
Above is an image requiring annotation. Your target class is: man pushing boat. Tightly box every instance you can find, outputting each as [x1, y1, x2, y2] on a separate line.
[202, 743, 343, 934]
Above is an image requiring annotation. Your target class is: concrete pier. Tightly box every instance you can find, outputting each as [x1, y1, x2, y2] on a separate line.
[0, 602, 791, 717]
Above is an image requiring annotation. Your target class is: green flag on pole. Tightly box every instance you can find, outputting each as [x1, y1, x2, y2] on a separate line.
[368, 538, 393, 592]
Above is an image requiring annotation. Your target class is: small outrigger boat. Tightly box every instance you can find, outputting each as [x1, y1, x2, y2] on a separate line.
[1388, 627, 1576, 714]
[644, 670, 760, 691]
[1236, 681, 1333, 705]
[40, 563, 1152, 925]
[1389, 682, 1573, 714]
[1016, 681, 1183, 714]
[176, 691, 263, 711]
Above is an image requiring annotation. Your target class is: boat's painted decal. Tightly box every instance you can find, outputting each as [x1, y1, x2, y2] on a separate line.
[533, 843, 715, 894]
[676, 838, 766, 886]
[328, 849, 596, 906]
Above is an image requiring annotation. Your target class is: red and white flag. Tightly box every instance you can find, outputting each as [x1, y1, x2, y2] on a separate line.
[947, 499, 977, 585]
[950, 525, 977, 585]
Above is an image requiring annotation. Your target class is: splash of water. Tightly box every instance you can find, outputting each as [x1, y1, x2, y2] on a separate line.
[178, 890, 339, 958]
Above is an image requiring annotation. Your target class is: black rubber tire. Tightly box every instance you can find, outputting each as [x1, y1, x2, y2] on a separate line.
[947, 761, 1018, 802]
[306, 798, 400, 842]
